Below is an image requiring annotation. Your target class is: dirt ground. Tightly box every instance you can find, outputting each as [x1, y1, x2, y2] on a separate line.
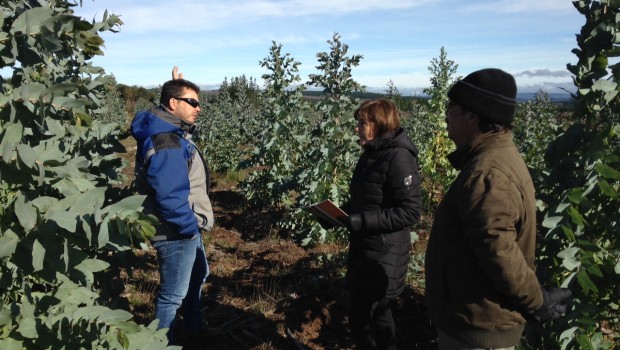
[119, 136, 437, 349]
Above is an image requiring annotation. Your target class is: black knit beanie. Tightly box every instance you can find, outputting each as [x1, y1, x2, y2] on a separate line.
[447, 68, 517, 125]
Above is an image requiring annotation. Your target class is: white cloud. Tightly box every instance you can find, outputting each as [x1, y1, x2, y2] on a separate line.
[515, 69, 571, 78]
[461, 0, 576, 14]
[77, 0, 433, 33]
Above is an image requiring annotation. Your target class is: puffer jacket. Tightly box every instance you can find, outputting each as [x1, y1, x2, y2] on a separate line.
[131, 107, 214, 241]
[425, 130, 543, 348]
[346, 128, 422, 299]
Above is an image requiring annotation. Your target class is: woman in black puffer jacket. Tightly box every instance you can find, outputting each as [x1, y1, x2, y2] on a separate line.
[340, 99, 422, 350]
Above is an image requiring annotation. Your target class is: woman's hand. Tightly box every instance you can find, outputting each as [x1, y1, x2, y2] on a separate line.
[339, 214, 364, 233]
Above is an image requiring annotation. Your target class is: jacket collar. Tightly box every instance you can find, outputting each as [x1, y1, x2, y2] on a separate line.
[448, 130, 513, 170]
[152, 105, 196, 134]
[364, 130, 396, 152]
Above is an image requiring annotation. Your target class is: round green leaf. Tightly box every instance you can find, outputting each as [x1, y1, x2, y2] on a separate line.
[16, 144, 37, 169]
[17, 317, 38, 339]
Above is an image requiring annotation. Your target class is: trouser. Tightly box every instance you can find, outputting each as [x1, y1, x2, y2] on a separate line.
[152, 234, 209, 342]
[349, 295, 396, 350]
[437, 330, 515, 350]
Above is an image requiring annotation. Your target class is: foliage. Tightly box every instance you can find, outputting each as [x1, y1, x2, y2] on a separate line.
[239, 41, 311, 209]
[521, 1, 620, 349]
[385, 79, 411, 112]
[285, 33, 363, 245]
[197, 75, 261, 173]
[97, 75, 130, 128]
[117, 84, 159, 117]
[0, 1, 173, 348]
[236, 34, 364, 245]
[513, 91, 566, 179]
[404, 47, 458, 214]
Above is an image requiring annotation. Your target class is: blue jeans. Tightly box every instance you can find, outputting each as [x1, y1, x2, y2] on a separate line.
[153, 234, 209, 340]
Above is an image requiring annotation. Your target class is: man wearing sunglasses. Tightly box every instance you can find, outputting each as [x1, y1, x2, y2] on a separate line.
[130, 74, 214, 345]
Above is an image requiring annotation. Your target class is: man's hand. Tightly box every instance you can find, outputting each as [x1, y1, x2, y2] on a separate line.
[172, 66, 184, 80]
[533, 286, 572, 322]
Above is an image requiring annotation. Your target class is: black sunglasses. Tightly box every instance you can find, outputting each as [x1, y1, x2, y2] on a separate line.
[174, 97, 200, 108]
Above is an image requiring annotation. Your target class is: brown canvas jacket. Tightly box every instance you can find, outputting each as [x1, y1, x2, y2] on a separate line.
[425, 130, 544, 348]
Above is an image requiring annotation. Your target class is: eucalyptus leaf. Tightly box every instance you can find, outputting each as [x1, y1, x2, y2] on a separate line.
[0, 305, 11, 325]
[46, 188, 105, 215]
[138, 220, 156, 240]
[40, 83, 79, 100]
[47, 210, 78, 233]
[0, 229, 18, 259]
[51, 163, 81, 178]
[0, 339, 23, 350]
[559, 326, 578, 350]
[32, 239, 45, 272]
[31, 196, 58, 214]
[16, 144, 37, 169]
[71, 305, 111, 321]
[61, 98, 91, 110]
[117, 331, 130, 349]
[95, 309, 133, 322]
[98, 218, 110, 248]
[576, 269, 599, 294]
[52, 178, 80, 197]
[74, 258, 110, 274]
[1, 123, 23, 162]
[542, 215, 563, 229]
[10, 7, 53, 34]
[14, 194, 37, 232]
[66, 286, 99, 306]
[102, 195, 147, 217]
[561, 225, 576, 241]
[69, 177, 97, 192]
[595, 162, 620, 180]
[561, 272, 576, 288]
[591, 79, 617, 93]
[41, 31, 63, 52]
[17, 317, 38, 339]
[558, 246, 581, 271]
[567, 206, 587, 227]
[567, 188, 585, 204]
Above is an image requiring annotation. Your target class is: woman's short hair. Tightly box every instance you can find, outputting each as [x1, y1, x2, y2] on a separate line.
[354, 98, 400, 138]
[160, 79, 201, 108]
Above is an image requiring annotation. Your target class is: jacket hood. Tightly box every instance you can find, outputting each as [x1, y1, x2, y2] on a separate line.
[130, 107, 193, 142]
[364, 128, 418, 157]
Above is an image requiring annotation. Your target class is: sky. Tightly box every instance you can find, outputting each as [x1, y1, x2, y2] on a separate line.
[73, 0, 585, 95]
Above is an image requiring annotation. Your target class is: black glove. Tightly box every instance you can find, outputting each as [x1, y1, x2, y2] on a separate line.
[533, 286, 572, 322]
[316, 216, 335, 230]
[339, 214, 364, 233]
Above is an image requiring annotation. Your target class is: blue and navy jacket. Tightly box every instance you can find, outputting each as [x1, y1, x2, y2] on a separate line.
[130, 107, 213, 241]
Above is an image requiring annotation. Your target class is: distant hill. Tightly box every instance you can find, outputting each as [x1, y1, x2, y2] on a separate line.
[515, 92, 572, 102]
[298, 90, 573, 103]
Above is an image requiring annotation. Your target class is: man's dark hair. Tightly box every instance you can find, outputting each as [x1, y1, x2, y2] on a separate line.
[478, 115, 513, 132]
[457, 104, 513, 133]
[160, 79, 201, 108]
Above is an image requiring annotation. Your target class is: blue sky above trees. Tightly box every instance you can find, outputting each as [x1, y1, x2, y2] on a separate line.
[75, 0, 583, 94]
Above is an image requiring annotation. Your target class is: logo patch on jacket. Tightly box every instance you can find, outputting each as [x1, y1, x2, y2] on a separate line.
[403, 175, 413, 187]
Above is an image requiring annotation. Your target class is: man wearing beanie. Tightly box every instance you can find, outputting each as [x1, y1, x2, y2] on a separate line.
[424, 68, 572, 349]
